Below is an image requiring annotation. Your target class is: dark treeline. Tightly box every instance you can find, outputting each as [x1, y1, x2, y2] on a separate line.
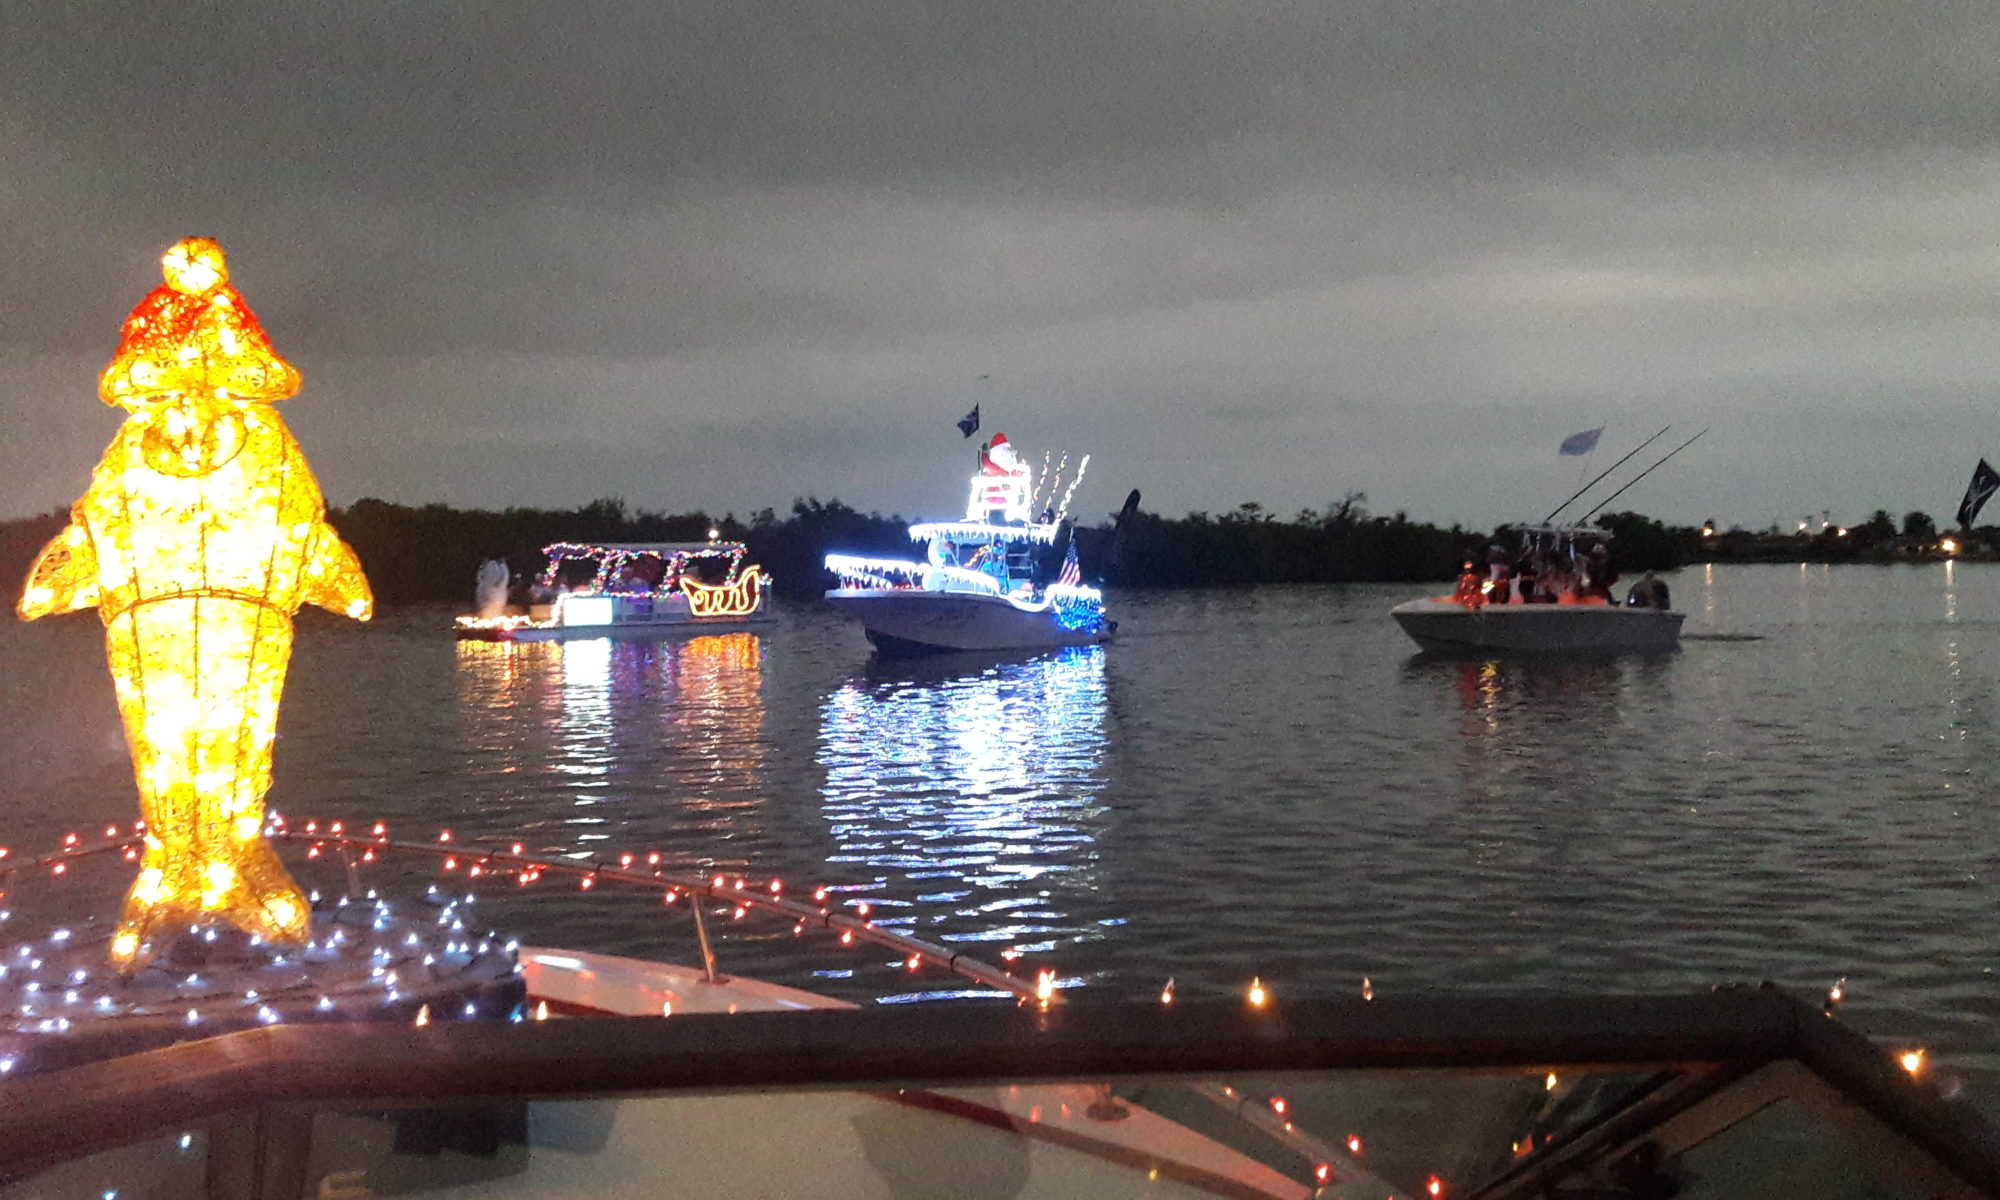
[0, 498, 1978, 611]
[1089, 495, 1468, 586]
[323, 497, 916, 607]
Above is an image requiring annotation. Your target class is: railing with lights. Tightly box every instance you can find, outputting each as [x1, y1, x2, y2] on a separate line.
[275, 822, 1049, 1004]
[0, 823, 1051, 1008]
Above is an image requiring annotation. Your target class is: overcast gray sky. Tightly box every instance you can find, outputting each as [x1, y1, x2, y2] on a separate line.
[4, 2, 1997, 529]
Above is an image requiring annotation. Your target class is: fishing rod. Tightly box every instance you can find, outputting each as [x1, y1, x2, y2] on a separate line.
[1543, 425, 1672, 524]
[1579, 429, 1709, 522]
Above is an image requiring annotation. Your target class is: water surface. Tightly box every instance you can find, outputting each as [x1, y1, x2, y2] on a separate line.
[2, 563, 1994, 1094]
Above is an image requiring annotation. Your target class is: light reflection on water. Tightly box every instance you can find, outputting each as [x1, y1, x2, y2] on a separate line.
[447, 633, 768, 863]
[817, 647, 1109, 955]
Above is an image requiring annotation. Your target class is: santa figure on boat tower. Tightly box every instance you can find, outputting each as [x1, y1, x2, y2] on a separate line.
[966, 433, 1034, 524]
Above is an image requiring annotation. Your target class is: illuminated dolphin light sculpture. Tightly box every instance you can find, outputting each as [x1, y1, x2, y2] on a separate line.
[17, 238, 372, 967]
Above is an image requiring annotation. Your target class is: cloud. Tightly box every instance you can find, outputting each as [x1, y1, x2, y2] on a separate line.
[2, 2, 1997, 526]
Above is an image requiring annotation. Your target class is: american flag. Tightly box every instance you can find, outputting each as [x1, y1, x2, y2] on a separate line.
[1057, 535, 1082, 587]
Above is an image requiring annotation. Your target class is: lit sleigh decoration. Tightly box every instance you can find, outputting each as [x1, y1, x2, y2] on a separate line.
[455, 539, 772, 640]
[16, 238, 372, 967]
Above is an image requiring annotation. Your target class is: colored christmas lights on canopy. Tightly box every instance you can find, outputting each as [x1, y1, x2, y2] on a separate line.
[536, 542, 748, 596]
[16, 238, 372, 968]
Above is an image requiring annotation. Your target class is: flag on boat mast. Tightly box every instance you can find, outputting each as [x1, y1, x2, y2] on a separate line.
[1957, 458, 2000, 528]
[957, 405, 980, 438]
[1558, 427, 1604, 456]
[1057, 532, 1082, 587]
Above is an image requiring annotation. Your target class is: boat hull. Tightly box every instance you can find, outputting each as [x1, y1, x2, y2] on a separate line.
[456, 613, 775, 642]
[1391, 597, 1683, 655]
[826, 589, 1113, 654]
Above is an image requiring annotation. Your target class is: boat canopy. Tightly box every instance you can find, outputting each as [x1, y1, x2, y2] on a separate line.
[535, 540, 755, 596]
[543, 541, 746, 559]
[1502, 524, 1612, 542]
[907, 521, 1062, 545]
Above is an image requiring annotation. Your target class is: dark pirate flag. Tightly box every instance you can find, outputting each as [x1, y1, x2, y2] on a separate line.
[957, 406, 980, 438]
[1959, 459, 2000, 529]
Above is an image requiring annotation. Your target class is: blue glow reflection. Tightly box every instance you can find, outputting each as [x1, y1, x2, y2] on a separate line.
[817, 647, 1109, 955]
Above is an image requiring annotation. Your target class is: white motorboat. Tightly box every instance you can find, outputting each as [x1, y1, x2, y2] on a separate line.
[825, 433, 1113, 655]
[1392, 526, 1682, 655]
[1391, 595, 1684, 655]
[824, 532, 1113, 654]
[456, 540, 773, 642]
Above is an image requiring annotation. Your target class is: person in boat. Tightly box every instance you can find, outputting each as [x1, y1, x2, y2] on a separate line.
[1626, 571, 1671, 610]
[976, 542, 1010, 590]
[1485, 544, 1512, 604]
[1533, 549, 1570, 603]
[1454, 557, 1483, 607]
[1582, 543, 1617, 602]
[1513, 546, 1540, 603]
